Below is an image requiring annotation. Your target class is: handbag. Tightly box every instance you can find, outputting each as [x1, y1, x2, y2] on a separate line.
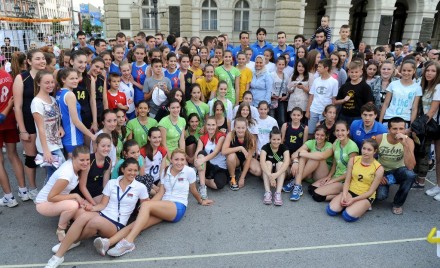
[411, 100, 440, 140]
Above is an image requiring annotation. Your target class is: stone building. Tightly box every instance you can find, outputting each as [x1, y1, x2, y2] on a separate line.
[104, 0, 440, 48]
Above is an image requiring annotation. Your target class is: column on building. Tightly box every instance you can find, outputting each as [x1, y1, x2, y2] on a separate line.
[402, 0, 440, 46]
[303, 0, 320, 38]
[180, 0, 192, 37]
[104, 0, 119, 38]
[324, 0, 352, 41]
[131, 3, 140, 34]
[274, 0, 306, 39]
[362, 0, 396, 46]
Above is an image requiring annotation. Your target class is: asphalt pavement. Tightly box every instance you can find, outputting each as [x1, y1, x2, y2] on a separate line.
[0, 143, 439, 268]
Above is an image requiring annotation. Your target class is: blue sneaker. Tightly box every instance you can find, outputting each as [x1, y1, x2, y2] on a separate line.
[282, 178, 295, 192]
[289, 184, 303, 201]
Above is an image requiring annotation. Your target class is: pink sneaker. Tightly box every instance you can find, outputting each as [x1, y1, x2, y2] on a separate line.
[273, 192, 283, 206]
[263, 191, 272, 205]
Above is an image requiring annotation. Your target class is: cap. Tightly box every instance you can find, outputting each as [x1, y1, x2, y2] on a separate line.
[395, 42, 403, 47]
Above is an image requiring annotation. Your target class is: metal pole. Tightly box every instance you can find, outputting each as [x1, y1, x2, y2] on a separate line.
[153, 0, 158, 33]
[70, 0, 74, 35]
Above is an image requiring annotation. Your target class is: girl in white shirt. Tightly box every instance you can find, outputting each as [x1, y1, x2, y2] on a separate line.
[93, 149, 213, 257]
[45, 157, 149, 268]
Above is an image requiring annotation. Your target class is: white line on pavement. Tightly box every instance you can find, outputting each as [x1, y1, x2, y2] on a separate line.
[0, 237, 427, 268]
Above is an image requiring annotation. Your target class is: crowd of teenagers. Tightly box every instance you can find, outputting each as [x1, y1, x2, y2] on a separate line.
[1, 15, 440, 268]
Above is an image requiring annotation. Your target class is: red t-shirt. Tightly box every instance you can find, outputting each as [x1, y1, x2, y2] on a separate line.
[107, 90, 127, 111]
[0, 70, 16, 130]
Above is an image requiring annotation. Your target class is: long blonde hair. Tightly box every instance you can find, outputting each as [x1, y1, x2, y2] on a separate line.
[231, 117, 255, 151]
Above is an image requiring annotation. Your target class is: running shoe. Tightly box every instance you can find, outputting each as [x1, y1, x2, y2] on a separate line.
[45, 255, 64, 268]
[289, 184, 303, 201]
[263, 191, 272, 205]
[411, 181, 425, 190]
[28, 188, 39, 200]
[273, 192, 283, 206]
[282, 178, 295, 192]
[94, 237, 110, 256]
[51, 241, 81, 253]
[18, 190, 30, 201]
[107, 239, 135, 257]
[230, 177, 239, 191]
[434, 192, 440, 201]
[426, 185, 440, 196]
[0, 196, 18, 207]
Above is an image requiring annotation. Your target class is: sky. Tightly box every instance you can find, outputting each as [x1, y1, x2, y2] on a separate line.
[72, 0, 104, 11]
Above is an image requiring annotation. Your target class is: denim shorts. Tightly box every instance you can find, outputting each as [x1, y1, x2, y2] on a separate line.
[171, 202, 187, 223]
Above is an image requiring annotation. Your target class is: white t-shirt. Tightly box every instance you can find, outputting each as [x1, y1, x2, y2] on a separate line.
[144, 146, 167, 182]
[205, 139, 227, 169]
[256, 116, 278, 153]
[309, 76, 339, 114]
[91, 130, 116, 170]
[231, 119, 258, 135]
[35, 160, 78, 203]
[265, 62, 276, 73]
[384, 80, 423, 121]
[119, 80, 135, 114]
[30, 96, 63, 153]
[208, 98, 234, 121]
[246, 61, 255, 71]
[232, 104, 259, 121]
[161, 165, 196, 207]
[421, 84, 440, 121]
[100, 177, 149, 226]
[270, 71, 289, 96]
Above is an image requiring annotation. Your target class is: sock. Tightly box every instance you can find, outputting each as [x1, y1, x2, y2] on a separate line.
[19, 187, 28, 193]
[4, 193, 13, 199]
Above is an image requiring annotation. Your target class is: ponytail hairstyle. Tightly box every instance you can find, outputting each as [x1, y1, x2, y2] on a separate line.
[101, 109, 118, 147]
[70, 49, 90, 93]
[33, 69, 54, 96]
[11, 51, 26, 79]
[119, 157, 140, 176]
[206, 116, 220, 142]
[314, 125, 329, 141]
[269, 126, 281, 139]
[120, 139, 139, 159]
[231, 117, 255, 152]
[144, 127, 161, 161]
[114, 108, 127, 139]
[56, 67, 77, 88]
[95, 132, 112, 146]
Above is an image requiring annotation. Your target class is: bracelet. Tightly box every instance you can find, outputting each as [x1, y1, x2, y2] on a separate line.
[19, 131, 28, 134]
[293, 160, 299, 163]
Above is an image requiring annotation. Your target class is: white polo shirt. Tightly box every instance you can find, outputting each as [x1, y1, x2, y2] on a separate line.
[100, 177, 149, 226]
[35, 160, 78, 204]
[161, 165, 196, 207]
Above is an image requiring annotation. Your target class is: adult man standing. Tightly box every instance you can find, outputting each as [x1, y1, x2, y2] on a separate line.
[250, 28, 273, 60]
[288, 34, 305, 66]
[146, 35, 156, 51]
[136, 32, 147, 46]
[350, 103, 388, 149]
[428, 49, 439, 61]
[75, 31, 95, 53]
[155, 32, 165, 47]
[373, 46, 386, 65]
[308, 29, 334, 59]
[232, 31, 254, 62]
[393, 42, 404, 67]
[93, 39, 107, 56]
[375, 117, 417, 215]
[272, 31, 294, 61]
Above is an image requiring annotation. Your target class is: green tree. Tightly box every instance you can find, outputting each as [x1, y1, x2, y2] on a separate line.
[82, 18, 92, 35]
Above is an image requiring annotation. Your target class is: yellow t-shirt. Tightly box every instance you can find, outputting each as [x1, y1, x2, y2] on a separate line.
[349, 156, 381, 199]
[196, 77, 219, 102]
[238, 67, 252, 102]
[190, 67, 204, 79]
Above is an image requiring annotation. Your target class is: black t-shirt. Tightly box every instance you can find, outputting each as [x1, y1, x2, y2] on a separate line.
[319, 120, 336, 143]
[261, 143, 288, 164]
[337, 80, 374, 117]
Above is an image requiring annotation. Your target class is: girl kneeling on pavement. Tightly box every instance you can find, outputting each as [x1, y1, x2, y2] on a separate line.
[194, 116, 227, 199]
[260, 127, 290, 205]
[44, 158, 149, 268]
[92, 149, 214, 257]
[35, 145, 90, 243]
[327, 139, 384, 222]
[222, 117, 261, 190]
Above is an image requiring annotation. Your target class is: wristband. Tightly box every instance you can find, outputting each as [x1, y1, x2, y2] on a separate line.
[0, 114, 5, 124]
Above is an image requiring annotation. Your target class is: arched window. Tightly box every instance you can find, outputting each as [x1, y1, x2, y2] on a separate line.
[234, 0, 250, 31]
[142, 0, 156, 29]
[201, 0, 217, 30]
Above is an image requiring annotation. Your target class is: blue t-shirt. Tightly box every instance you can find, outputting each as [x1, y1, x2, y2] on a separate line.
[272, 45, 294, 61]
[132, 62, 148, 104]
[250, 41, 274, 60]
[109, 62, 121, 76]
[56, 89, 84, 147]
[350, 119, 388, 149]
[309, 43, 335, 59]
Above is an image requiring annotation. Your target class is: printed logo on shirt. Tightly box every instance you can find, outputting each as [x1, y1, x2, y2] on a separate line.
[178, 177, 184, 182]
[316, 86, 327, 94]
[127, 193, 134, 198]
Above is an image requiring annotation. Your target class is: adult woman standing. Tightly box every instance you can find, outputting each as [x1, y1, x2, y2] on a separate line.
[158, 98, 186, 157]
[250, 55, 273, 107]
[13, 49, 46, 200]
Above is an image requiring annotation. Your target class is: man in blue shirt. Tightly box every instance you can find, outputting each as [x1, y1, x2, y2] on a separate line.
[309, 29, 335, 59]
[75, 31, 96, 53]
[350, 103, 388, 149]
[232, 31, 256, 63]
[272, 31, 294, 61]
[250, 28, 273, 61]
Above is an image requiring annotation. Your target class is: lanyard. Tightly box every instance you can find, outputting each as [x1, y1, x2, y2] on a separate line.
[137, 118, 149, 135]
[117, 185, 132, 223]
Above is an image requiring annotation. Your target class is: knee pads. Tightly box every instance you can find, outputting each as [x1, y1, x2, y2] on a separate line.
[25, 155, 37, 169]
[308, 185, 317, 195]
[342, 210, 359, 222]
[326, 204, 338, 216]
[312, 192, 326, 202]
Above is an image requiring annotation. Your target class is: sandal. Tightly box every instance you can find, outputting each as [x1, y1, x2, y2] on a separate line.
[392, 206, 403, 215]
[56, 228, 66, 242]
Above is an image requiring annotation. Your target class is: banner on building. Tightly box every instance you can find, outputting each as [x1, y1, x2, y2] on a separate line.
[80, 4, 89, 14]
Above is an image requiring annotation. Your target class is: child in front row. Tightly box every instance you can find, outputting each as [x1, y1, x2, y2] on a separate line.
[107, 73, 128, 111]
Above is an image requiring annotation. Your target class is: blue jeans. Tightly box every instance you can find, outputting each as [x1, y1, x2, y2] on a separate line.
[308, 112, 324, 134]
[269, 101, 287, 127]
[376, 167, 416, 207]
[44, 149, 66, 185]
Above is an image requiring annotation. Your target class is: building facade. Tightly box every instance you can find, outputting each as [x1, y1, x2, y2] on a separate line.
[104, 0, 440, 48]
[38, 0, 71, 35]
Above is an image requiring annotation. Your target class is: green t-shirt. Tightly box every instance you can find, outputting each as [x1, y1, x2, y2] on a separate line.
[126, 117, 158, 148]
[111, 155, 144, 179]
[305, 139, 334, 168]
[215, 66, 241, 105]
[333, 139, 359, 178]
[158, 115, 186, 154]
[185, 100, 209, 126]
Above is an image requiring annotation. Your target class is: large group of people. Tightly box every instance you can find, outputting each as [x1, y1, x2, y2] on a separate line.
[0, 14, 439, 268]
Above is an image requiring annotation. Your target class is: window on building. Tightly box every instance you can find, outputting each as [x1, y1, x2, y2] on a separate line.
[120, 18, 131, 30]
[234, 0, 249, 31]
[142, 0, 157, 29]
[201, 0, 217, 30]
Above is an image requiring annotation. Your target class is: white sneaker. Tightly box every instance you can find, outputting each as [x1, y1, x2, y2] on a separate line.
[0, 196, 18, 208]
[426, 185, 440, 197]
[45, 255, 64, 268]
[93, 237, 110, 256]
[18, 190, 30, 201]
[434, 193, 440, 201]
[107, 239, 135, 257]
[51, 241, 81, 254]
[28, 188, 39, 200]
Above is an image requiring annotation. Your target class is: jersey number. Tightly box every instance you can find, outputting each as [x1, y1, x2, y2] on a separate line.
[290, 136, 297, 143]
[1, 86, 9, 102]
[76, 91, 85, 100]
[357, 174, 364, 182]
[149, 165, 159, 176]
